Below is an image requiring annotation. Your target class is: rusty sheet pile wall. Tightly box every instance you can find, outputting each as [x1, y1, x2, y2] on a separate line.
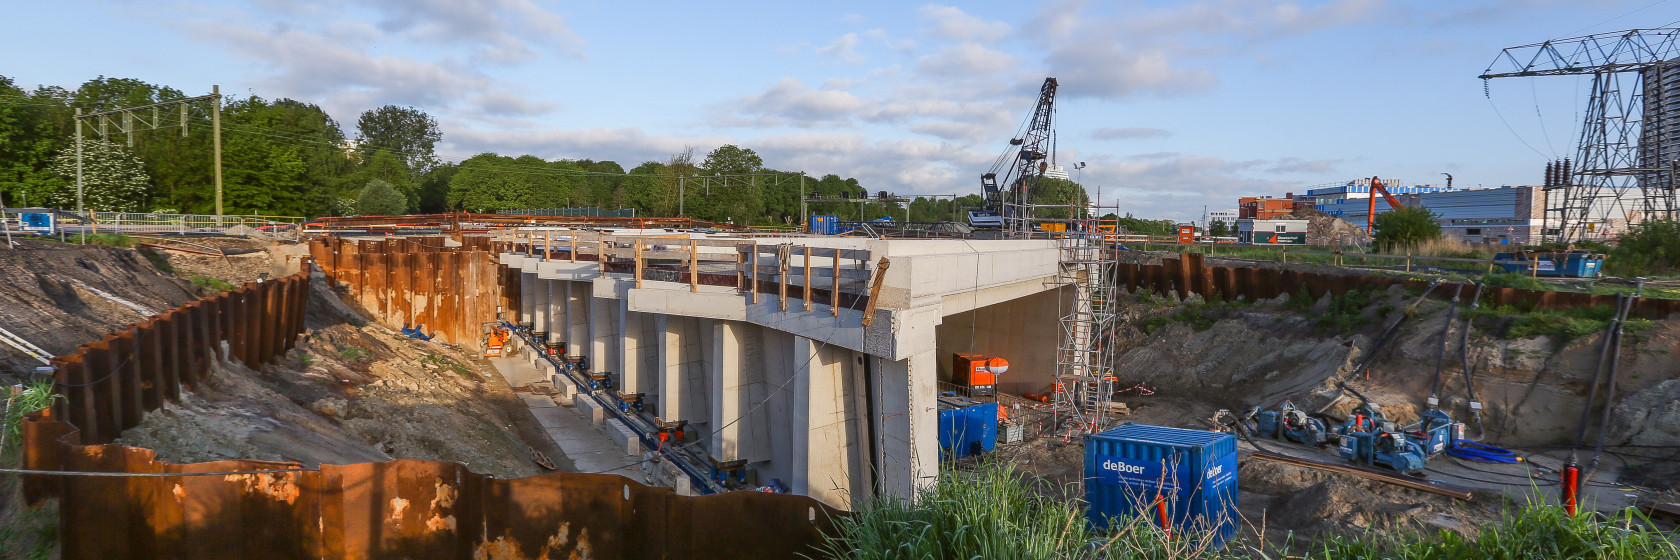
[310, 237, 504, 349]
[47, 270, 311, 444]
[1120, 252, 1680, 318]
[22, 415, 842, 560]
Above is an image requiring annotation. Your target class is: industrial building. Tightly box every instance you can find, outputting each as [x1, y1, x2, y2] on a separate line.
[1238, 196, 1296, 219]
[1236, 219, 1308, 244]
[497, 234, 1072, 509]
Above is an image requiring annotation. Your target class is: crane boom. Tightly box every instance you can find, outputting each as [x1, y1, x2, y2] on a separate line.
[973, 77, 1057, 234]
[1366, 176, 1404, 234]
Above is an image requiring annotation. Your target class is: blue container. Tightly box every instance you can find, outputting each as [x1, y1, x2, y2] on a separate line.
[19, 212, 53, 234]
[1085, 424, 1238, 548]
[1493, 252, 1605, 278]
[937, 396, 997, 461]
[809, 215, 840, 235]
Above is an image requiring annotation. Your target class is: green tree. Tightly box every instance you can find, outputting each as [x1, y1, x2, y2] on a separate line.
[354, 179, 408, 216]
[356, 106, 441, 173]
[619, 161, 666, 216]
[416, 162, 457, 213]
[658, 148, 697, 217]
[1209, 219, 1230, 237]
[1114, 214, 1175, 235]
[48, 136, 150, 211]
[1024, 176, 1090, 219]
[0, 76, 73, 207]
[701, 144, 764, 222]
[447, 153, 569, 212]
[1372, 205, 1443, 251]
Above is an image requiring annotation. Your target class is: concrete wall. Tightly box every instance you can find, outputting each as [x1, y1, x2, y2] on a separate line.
[935, 287, 1066, 396]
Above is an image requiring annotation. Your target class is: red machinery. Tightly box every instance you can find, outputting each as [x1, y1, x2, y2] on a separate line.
[1365, 176, 1407, 234]
[953, 353, 1009, 396]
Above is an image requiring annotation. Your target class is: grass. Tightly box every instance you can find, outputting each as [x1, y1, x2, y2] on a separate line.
[1139, 295, 1254, 335]
[1470, 304, 1653, 343]
[421, 353, 472, 378]
[820, 461, 1680, 560]
[336, 346, 367, 361]
[2, 379, 58, 453]
[1283, 286, 1384, 334]
[188, 274, 236, 293]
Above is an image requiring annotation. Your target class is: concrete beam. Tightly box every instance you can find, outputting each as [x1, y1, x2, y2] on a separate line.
[590, 296, 618, 379]
[709, 320, 768, 463]
[566, 281, 588, 357]
[531, 277, 551, 334]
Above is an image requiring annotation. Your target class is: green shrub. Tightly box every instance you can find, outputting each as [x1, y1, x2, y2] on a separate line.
[81, 232, 135, 248]
[189, 274, 235, 293]
[337, 346, 366, 361]
[1373, 206, 1443, 251]
[1309, 504, 1677, 559]
[138, 247, 174, 273]
[1608, 218, 1680, 277]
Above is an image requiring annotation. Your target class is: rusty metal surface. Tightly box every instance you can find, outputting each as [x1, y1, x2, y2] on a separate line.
[1115, 254, 1680, 318]
[311, 237, 501, 349]
[23, 414, 844, 560]
[46, 270, 311, 445]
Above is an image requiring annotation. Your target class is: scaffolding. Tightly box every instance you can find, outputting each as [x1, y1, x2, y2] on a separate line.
[1050, 232, 1122, 437]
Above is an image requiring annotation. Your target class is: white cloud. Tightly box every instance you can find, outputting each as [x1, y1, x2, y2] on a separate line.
[1091, 127, 1173, 139]
[474, 90, 558, 117]
[816, 33, 865, 64]
[919, 5, 1012, 43]
[915, 43, 1016, 77]
[1048, 38, 1216, 99]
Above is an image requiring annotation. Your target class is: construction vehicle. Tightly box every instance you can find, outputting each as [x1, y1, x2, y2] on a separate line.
[1246, 401, 1330, 446]
[482, 324, 511, 357]
[972, 77, 1058, 234]
[1329, 383, 1464, 475]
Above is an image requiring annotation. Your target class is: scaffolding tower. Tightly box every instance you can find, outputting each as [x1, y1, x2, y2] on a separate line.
[1051, 232, 1122, 437]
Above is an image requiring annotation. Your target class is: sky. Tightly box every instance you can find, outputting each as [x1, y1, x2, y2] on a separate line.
[4, 0, 1680, 221]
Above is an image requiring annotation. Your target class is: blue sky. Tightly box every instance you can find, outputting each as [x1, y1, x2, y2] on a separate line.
[4, 0, 1678, 221]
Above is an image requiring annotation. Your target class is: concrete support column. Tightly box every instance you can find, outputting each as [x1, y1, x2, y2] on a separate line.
[518, 272, 535, 325]
[546, 279, 564, 344]
[873, 349, 938, 499]
[791, 336, 861, 508]
[620, 306, 649, 394]
[530, 278, 551, 335]
[567, 281, 588, 357]
[656, 315, 706, 425]
[590, 297, 617, 376]
[709, 321, 768, 463]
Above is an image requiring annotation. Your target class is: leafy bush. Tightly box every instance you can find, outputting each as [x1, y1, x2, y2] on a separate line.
[1310, 504, 1677, 559]
[1373, 205, 1443, 251]
[189, 274, 235, 293]
[1608, 219, 1680, 277]
[354, 179, 409, 216]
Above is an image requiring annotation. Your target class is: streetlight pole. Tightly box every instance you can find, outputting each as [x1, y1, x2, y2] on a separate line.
[679, 176, 685, 217]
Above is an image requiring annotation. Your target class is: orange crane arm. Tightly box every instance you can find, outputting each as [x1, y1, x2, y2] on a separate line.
[1371, 177, 1404, 209]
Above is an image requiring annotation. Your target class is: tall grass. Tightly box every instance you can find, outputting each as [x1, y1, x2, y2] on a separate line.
[2, 379, 58, 453]
[819, 461, 1680, 560]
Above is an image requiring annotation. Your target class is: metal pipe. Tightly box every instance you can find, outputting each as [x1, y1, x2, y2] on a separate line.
[1456, 282, 1485, 435]
[1570, 291, 1622, 467]
[1428, 282, 1464, 412]
[1586, 283, 1639, 483]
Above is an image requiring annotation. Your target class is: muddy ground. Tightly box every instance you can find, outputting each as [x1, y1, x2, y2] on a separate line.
[1007, 284, 1680, 547]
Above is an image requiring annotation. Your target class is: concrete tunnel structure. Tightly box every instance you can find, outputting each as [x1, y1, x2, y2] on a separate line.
[497, 233, 1068, 508]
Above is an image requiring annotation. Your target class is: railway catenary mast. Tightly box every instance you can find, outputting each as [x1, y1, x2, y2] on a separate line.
[975, 77, 1058, 236]
[1480, 28, 1680, 243]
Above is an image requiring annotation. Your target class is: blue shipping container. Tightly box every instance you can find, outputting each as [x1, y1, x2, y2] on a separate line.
[937, 396, 997, 461]
[1085, 424, 1238, 548]
[809, 215, 840, 235]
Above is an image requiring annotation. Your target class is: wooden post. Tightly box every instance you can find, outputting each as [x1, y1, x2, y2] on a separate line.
[831, 248, 841, 317]
[803, 245, 813, 312]
[778, 245, 789, 312]
[634, 238, 644, 289]
[1486, 258, 1495, 275]
[1281, 248, 1288, 263]
[544, 232, 551, 260]
[737, 245, 748, 293]
[689, 239, 699, 293]
[570, 230, 578, 262]
[1405, 252, 1412, 272]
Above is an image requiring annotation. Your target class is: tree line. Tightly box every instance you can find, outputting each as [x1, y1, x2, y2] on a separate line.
[0, 75, 1091, 225]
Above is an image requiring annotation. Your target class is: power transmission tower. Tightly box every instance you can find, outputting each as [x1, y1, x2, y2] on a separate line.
[74, 85, 223, 214]
[1481, 29, 1680, 243]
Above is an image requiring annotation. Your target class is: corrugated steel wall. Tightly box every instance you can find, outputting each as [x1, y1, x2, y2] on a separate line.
[21, 415, 844, 560]
[310, 237, 506, 350]
[1116, 252, 1680, 318]
[46, 270, 311, 444]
